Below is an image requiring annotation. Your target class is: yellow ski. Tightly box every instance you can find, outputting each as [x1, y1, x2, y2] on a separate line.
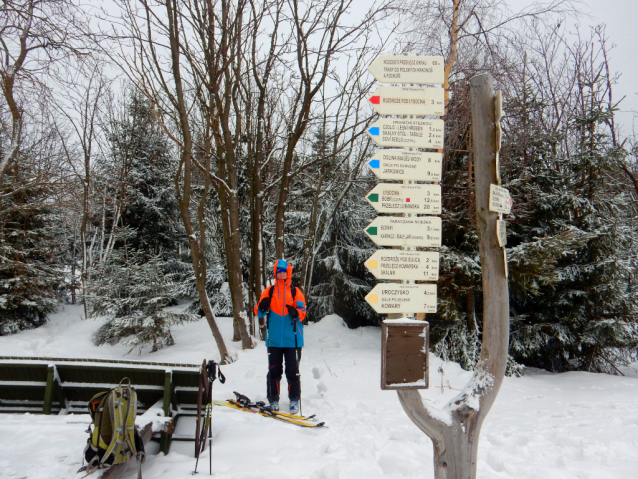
[212, 400, 325, 428]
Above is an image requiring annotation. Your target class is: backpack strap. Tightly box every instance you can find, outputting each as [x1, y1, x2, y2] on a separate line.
[101, 378, 141, 467]
[268, 282, 297, 301]
[101, 384, 125, 463]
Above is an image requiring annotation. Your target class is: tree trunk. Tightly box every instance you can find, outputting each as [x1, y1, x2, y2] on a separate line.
[250, 188, 264, 338]
[397, 73, 509, 479]
[275, 140, 295, 258]
[165, 0, 232, 364]
[222, 188, 254, 349]
[179, 189, 232, 363]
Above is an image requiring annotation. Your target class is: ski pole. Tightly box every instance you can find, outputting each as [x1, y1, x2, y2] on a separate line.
[293, 319, 302, 417]
[193, 361, 225, 475]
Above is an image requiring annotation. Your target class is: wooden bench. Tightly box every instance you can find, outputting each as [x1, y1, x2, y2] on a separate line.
[0, 356, 205, 455]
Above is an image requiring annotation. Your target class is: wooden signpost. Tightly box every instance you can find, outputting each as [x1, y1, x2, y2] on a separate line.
[366, 184, 441, 214]
[367, 150, 442, 182]
[395, 73, 511, 479]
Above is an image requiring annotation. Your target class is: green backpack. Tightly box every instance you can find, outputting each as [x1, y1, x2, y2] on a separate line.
[78, 378, 146, 478]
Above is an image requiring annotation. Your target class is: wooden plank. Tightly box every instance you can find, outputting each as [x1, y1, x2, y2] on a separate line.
[42, 365, 55, 415]
[160, 370, 173, 455]
[0, 364, 48, 382]
[0, 358, 201, 418]
[0, 356, 200, 369]
[57, 364, 166, 387]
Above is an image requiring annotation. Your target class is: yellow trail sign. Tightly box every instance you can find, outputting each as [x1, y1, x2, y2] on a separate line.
[365, 250, 439, 281]
[366, 283, 437, 314]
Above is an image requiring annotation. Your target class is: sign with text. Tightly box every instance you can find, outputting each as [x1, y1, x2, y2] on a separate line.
[497, 220, 507, 247]
[367, 55, 444, 84]
[366, 184, 441, 214]
[364, 216, 442, 247]
[367, 119, 444, 149]
[367, 150, 442, 182]
[365, 250, 439, 281]
[489, 184, 512, 214]
[369, 86, 445, 116]
[366, 284, 437, 314]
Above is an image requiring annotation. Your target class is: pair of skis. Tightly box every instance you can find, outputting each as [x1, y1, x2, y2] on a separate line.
[213, 392, 325, 428]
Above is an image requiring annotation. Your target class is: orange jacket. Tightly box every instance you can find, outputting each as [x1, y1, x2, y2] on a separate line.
[254, 260, 306, 347]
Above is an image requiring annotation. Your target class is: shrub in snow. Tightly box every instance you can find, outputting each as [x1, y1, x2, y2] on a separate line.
[177, 258, 234, 317]
[87, 250, 196, 353]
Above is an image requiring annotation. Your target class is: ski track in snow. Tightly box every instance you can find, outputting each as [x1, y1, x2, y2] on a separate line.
[0, 304, 637, 478]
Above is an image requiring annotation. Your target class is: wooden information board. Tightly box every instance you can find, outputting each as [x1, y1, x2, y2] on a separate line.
[381, 320, 429, 390]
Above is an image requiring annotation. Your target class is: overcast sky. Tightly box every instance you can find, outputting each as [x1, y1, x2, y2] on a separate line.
[93, 0, 637, 137]
[579, 0, 638, 136]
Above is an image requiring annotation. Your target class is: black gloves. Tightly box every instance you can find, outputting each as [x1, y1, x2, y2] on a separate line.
[286, 304, 299, 319]
[259, 298, 299, 318]
[258, 297, 271, 312]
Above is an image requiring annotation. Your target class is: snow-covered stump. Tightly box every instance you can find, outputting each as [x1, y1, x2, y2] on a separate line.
[398, 73, 509, 479]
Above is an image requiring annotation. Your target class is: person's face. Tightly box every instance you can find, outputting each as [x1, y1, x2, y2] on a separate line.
[276, 271, 288, 281]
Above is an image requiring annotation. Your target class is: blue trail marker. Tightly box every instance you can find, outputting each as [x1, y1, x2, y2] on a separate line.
[366, 149, 442, 182]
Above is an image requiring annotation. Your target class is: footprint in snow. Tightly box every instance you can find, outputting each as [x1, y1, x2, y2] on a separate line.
[312, 367, 322, 379]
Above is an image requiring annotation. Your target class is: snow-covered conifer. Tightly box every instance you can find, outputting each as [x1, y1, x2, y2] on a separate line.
[0, 164, 61, 334]
[89, 248, 196, 352]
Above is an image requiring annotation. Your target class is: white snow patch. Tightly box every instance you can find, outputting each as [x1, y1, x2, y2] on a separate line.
[0, 305, 637, 479]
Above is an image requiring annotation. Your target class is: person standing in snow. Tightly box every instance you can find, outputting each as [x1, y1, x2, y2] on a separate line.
[254, 259, 306, 415]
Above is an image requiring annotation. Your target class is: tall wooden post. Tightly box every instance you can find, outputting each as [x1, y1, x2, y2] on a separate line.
[396, 73, 509, 479]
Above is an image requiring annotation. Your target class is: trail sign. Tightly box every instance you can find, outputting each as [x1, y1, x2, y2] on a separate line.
[364, 216, 442, 247]
[365, 283, 437, 314]
[497, 220, 507, 247]
[367, 56, 444, 84]
[367, 150, 442, 182]
[366, 184, 441, 214]
[365, 250, 439, 281]
[489, 184, 512, 214]
[368, 119, 444, 149]
[369, 86, 445, 116]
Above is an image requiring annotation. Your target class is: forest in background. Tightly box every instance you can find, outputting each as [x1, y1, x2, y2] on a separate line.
[1, 0, 637, 373]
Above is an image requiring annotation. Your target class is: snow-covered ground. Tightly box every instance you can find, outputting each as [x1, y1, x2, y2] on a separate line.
[1, 304, 637, 479]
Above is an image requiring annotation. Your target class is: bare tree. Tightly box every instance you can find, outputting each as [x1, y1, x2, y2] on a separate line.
[53, 65, 110, 318]
[105, 0, 262, 358]
[272, 0, 394, 259]
[0, 0, 86, 186]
